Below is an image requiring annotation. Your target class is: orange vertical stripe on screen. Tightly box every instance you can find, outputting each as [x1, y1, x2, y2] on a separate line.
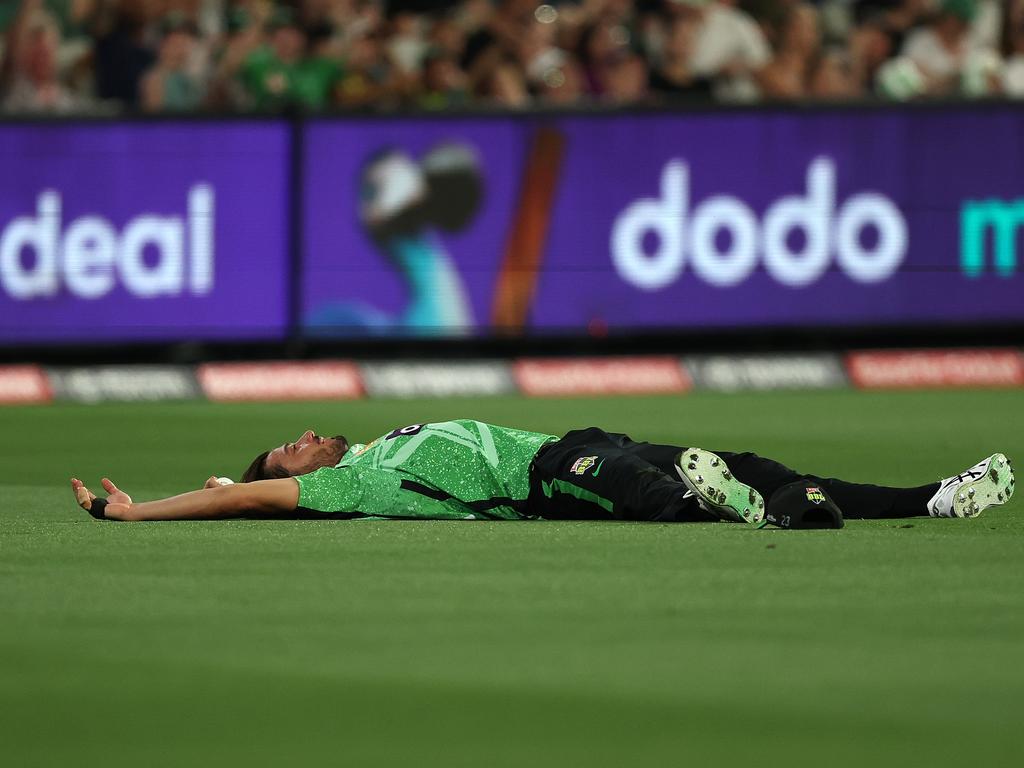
[490, 127, 567, 332]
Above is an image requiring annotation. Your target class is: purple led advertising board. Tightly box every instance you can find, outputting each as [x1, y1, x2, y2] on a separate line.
[302, 107, 1024, 337]
[0, 122, 290, 343]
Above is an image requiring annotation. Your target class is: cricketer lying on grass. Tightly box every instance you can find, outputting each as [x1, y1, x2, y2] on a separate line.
[72, 420, 1015, 528]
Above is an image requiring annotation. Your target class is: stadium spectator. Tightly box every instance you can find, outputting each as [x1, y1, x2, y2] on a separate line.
[900, 0, 983, 94]
[604, 50, 650, 102]
[647, 11, 713, 103]
[387, 9, 429, 74]
[2, 0, 1024, 114]
[577, 20, 624, 97]
[90, 0, 158, 107]
[481, 58, 530, 106]
[808, 46, 861, 99]
[760, 3, 823, 99]
[236, 6, 341, 109]
[209, 3, 269, 108]
[428, 13, 467, 61]
[418, 50, 470, 109]
[536, 57, 587, 104]
[848, 14, 896, 92]
[334, 29, 396, 108]
[685, 0, 773, 102]
[140, 16, 207, 111]
[519, 4, 572, 93]
[2, 3, 85, 113]
[852, 0, 933, 56]
[1004, 1, 1024, 95]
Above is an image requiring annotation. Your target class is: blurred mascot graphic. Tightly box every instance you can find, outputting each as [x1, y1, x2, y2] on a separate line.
[305, 142, 484, 335]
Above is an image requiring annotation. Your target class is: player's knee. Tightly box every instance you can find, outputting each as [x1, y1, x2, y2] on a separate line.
[628, 470, 691, 522]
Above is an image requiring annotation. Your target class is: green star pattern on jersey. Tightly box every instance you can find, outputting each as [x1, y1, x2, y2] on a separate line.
[295, 420, 557, 520]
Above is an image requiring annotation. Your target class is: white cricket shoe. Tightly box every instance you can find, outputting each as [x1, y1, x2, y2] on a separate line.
[675, 448, 765, 524]
[927, 453, 1015, 518]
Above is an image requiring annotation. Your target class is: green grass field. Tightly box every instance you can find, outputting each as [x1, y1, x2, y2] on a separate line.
[2, 390, 1023, 767]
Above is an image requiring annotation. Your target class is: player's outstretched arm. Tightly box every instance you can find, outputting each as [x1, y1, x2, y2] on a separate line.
[70, 477, 299, 521]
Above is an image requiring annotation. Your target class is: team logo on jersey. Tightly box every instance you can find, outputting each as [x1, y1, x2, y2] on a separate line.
[805, 487, 826, 505]
[570, 455, 598, 476]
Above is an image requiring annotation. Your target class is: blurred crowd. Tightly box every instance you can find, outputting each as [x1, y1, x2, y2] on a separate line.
[2, 0, 1024, 114]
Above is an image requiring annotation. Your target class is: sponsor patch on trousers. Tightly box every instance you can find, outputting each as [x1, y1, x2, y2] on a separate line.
[361, 361, 514, 398]
[847, 349, 1024, 389]
[685, 354, 847, 392]
[48, 366, 198, 403]
[0, 365, 52, 404]
[514, 357, 690, 397]
[197, 361, 363, 402]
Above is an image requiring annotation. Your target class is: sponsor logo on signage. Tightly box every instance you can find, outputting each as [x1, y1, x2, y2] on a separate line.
[805, 487, 826, 505]
[197, 361, 363, 402]
[48, 366, 199, 403]
[0, 185, 214, 300]
[685, 354, 847, 392]
[514, 357, 691, 397]
[0, 365, 51, 405]
[847, 350, 1024, 389]
[570, 456, 598, 476]
[611, 157, 908, 290]
[361, 362, 514, 398]
[961, 198, 1023, 278]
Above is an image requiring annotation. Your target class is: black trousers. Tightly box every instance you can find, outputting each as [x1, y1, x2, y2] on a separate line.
[526, 427, 938, 523]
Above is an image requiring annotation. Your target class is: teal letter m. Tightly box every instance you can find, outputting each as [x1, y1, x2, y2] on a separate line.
[961, 199, 1024, 278]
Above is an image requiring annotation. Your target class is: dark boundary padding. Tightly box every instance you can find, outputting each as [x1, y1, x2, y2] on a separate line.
[3, 348, 1022, 405]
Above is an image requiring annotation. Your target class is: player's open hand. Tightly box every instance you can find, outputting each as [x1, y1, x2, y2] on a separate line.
[71, 477, 133, 520]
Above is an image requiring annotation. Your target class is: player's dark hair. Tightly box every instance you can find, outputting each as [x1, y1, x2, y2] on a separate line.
[241, 451, 291, 483]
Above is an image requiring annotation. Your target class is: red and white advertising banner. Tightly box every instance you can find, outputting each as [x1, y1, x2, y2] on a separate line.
[197, 361, 364, 402]
[514, 357, 691, 397]
[847, 350, 1024, 389]
[0, 365, 51, 404]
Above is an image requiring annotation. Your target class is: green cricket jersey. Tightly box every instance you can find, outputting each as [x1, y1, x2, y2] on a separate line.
[295, 420, 557, 520]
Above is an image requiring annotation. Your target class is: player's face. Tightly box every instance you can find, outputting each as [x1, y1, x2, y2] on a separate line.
[266, 430, 349, 477]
